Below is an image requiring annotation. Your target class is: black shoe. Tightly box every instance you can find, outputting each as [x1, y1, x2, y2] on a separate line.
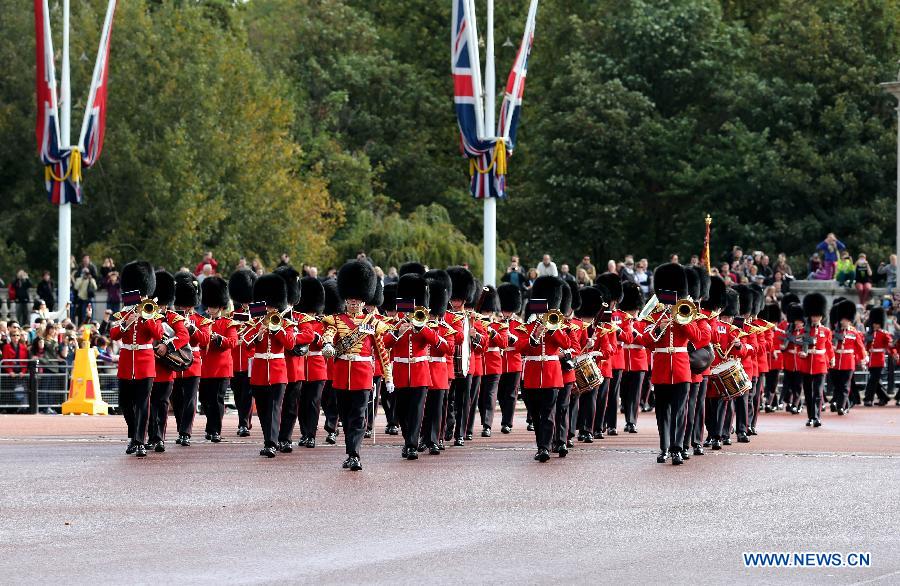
[401, 447, 409, 458]
[429, 445, 440, 455]
[209, 433, 220, 443]
[390, 425, 400, 434]
[416, 442, 427, 452]
[863, 400, 874, 407]
[537, 449, 550, 462]
[342, 457, 352, 469]
[407, 450, 418, 461]
[607, 428, 618, 436]
[681, 449, 690, 460]
[174, 435, 183, 445]
[306, 438, 316, 448]
[671, 452, 683, 465]
[154, 441, 166, 453]
[262, 446, 277, 458]
[349, 457, 363, 471]
[837, 408, 845, 416]
[737, 433, 750, 443]
[722, 438, 732, 446]
[593, 431, 604, 440]
[747, 427, 757, 436]
[813, 418, 822, 427]
[280, 442, 293, 453]
[125, 441, 137, 455]
[205, 433, 212, 441]
[657, 451, 668, 463]
[364, 430, 372, 438]
[764, 405, 774, 413]
[527, 423, 535, 432]
[566, 439, 574, 448]
[711, 439, 722, 450]
[877, 399, 889, 406]
[481, 428, 491, 437]
[326, 432, 337, 445]
[239, 427, 251, 437]
[627, 424, 638, 434]
[829, 403, 837, 413]
[501, 425, 511, 434]
[693, 446, 704, 456]
[135, 444, 147, 457]
[558, 445, 568, 458]
[465, 433, 473, 441]
[438, 440, 445, 450]
[583, 433, 594, 444]
[703, 437, 712, 447]
[806, 419, 813, 427]
[182, 436, 191, 447]
[454, 438, 464, 447]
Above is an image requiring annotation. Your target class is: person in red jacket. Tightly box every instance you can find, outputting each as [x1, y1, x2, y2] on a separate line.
[781, 301, 807, 415]
[596, 272, 626, 436]
[513, 276, 570, 462]
[444, 266, 476, 446]
[829, 299, 866, 415]
[146, 271, 190, 453]
[296, 277, 328, 448]
[321, 261, 393, 471]
[2, 330, 29, 406]
[704, 287, 749, 450]
[363, 280, 387, 439]
[199, 276, 239, 444]
[864, 307, 893, 406]
[764, 300, 790, 412]
[247, 274, 296, 457]
[464, 284, 488, 441]
[171, 272, 211, 446]
[801, 292, 834, 427]
[677, 265, 712, 460]
[228, 269, 257, 437]
[421, 273, 456, 455]
[619, 281, 647, 434]
[725, 285, 758, 444]
[320, 280, 344, 445]
[110, 261, 164, 457]
[574, 285, 614, 443]
[378, 281, 401, 436]
[635, 263, 707, 465]
[551, 280, 580, 456]
[477, 285, 506, 438]
[496, 283, 523, 435]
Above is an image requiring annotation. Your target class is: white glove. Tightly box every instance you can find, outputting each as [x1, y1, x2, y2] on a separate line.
[385, 382, 395, 394]
[322, 343, 336, 358]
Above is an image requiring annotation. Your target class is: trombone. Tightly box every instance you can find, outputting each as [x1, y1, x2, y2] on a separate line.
[241, 308, 294, 345]
[540, 309, 566, 331]
[121, 298, 161, 331]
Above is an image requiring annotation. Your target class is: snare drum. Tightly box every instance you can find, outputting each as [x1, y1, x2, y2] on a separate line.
[573, 355, 603, 397]
[709, 359, 751, 400]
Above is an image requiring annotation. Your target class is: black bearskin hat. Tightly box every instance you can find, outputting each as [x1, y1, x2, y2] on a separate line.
[685, 266, 701, 301]
[228, 270, 257, 306]
[399, 262, 427, 277]
[723, 288, 740, 318]
[427, 278, 450, 318]
[530, 276, 563, 310]
[201, 276, 229, 309]
[695, 266, 711, 300]
[299, 277, 326, 314]
[323, 279, 344, 315]
[786, 302, 805, 323]
[121, 260, 155, 297]
[575, 286, 606, 319]
[761, 303, 781, 324]
[337, 260, 376, 303]
[780, 293, 800, 316]
[653, 263, 688, 298]
[619, 281, 643, 312]
[834, 299, 856, 323]
[700, 276, 727, 312]
[497, 283, 522, 314]
[869, 307, 886, 327]
[560, 281, 573, 315]
[595, 272, 623, 304]
[478, 285, 500, 313]
[152, 270, 175, 306]
[380, 282, 398, 313]
[370, 279, 384, 308]
[802, 292, 827, 319]
[447, 266, 475, 302]
[749, 283, 765, 315]
[174, 271, 199, 308]
[423, 269, 452, 298]
[734, 285, 754, 316]
[253, 273, 288, 310]
[273, 265, 301, 307]
[398, 273, 429, 307]
[466, 278, 482, 308]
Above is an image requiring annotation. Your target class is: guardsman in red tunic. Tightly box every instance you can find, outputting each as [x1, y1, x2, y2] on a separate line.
[170, 272, 211, 446]
[704, 287, 749, 450]
[463, 285, 488, 441]
[295, 277, 328, 448]
[320, 280, 344, 445]
[573, 286, 614, 443]
[781, 301, 807, 415]
[829, 299, 867, 415]
[378, 282, 401, 435]
[110, 261, 164, 458]
[679, 266, 713, 460]
[199, 276, 239, 444]
[444, 266, 476, 446]
[227, 269, 257, 437]
[635, 263, 707, 465]
[746, 285, 771, 435]
[864, 307, 893, 406]
[765, 296, 794, 412]
[321, 261, 393, 471]
[362, 280, 388, 439]
[513, 276, 571, 462]
[595, 272, 626, 436]
[496, 283, 523, 435]
[421, 273, 457, 454]
[551, 280, 580, 457]
[619, 282, 647, 435]
[476, 286, 506, 438]
[800, 293, 834, 427]
[147, 271, 190, 453]
[723, 285, 757, 444]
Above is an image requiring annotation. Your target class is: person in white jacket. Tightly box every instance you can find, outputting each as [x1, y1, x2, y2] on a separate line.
[535, 254, 558, 277]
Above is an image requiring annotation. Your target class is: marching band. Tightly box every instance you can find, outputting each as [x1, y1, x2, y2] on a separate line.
[111, 257, 882, 469]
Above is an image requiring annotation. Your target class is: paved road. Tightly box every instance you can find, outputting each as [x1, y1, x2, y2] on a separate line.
[1, 408, 899, 585]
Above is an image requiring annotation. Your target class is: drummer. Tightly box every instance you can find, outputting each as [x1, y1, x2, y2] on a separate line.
[704, 283, 748, 450]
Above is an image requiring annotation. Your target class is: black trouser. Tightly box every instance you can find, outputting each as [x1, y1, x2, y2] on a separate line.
[199, 377, 228, 436]
[299, 380, 326, 440]
[523, 387, 558, 452]
[552, 383, 572, 450]
[148, 380, 173, 444]
[366, 376, 382, 432]
[830, 369, 852, 412]
[641, 372, 653, 408]
[621, 370, 644, 427]
[119, 378, 153, 444]
[447, 375, 471, 440]
[865, 367, 889, 403]
[465, 375, 482, 436]
[321, 381, 340, 434]
[497, 371, 520, 428]
[277, 380, 302, 443]
[580, 379, 605, 434]
[252, 383, 286, 449]
[765, 369, 781, 408]
[888, 356, 896, 396]
[654, 382, 689, 455]
[705, 396, 726, 440]
[591, 378, 610, 434]
[731, 385, 749, 436]
[781, 370, 801, 409]
[231, 371, 252, 430]
[422, 389, 446, 448]
[802, 373, 824, 421]
[478, 374, 500, 430]
[602, 369, 624, 431]
[749, 375, 763, 429]
[568, 387, 580, 439]
[680, 381, 700, 451]
[690, 378, 708, 447]
[396, 386, 428, 449]
[336, 389, 369, 457]
[381, 379, 399, 427]
[171, 376, 199, 437]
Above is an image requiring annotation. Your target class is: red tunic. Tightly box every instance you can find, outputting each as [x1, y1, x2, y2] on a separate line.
[175, 313, 211, 379]
[623, 315, 649, 372]
[110, 314, 164, 380]
[428, 320, 456, 390]
[770, 320, 788, 371]
[608, 309, 627, 370]
[706, 319, 750, 398]
[690, 317, 713, 384]
[232, 321, 252, 375]
[483, 320, 508, 376]
[800, 324, 834, 376]
[384, 323, 445, 388]
[285, 311, 318, 384]
[501, 317, 523, 375]
[153, 310, 190, 383]
[323, 313, 393, 390]
[514, 321, 571, 389]
[467, 318, 488, 377]
[868, 329, 893, 368]
[302, 316, 329, 382]
[201, 316, 239, 379]
[832, 326, 866, 371]
[248, 325, 295, 386]
[636, 318, 705, 385]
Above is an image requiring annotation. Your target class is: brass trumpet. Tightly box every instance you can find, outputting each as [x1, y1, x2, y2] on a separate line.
[673, 298, 701, 325]
[409, 306, 430, 328]
[540, 309, 566, 331]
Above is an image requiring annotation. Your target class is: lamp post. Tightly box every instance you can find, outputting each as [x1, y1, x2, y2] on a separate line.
[880, 71, 900, 269]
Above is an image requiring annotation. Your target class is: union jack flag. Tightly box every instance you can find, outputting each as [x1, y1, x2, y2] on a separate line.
[78, 0, 117, 168]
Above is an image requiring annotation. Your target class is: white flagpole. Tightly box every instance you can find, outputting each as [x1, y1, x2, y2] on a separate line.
[483, 0, 496, 286]
[58, 0, 72, 315]
[78, 0, 116, 149]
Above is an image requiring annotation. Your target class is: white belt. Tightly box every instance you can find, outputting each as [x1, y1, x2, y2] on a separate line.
[254, 352, 284, 360]
[121, 344, 153, 351]
[190, 346, 200, 352]
[809, 349, 826, 355]
[871, 349, 885, 353]
[307, 351, 323, 356]
[485, 347, 502, 352]
[337, 354, 374, 363]
[835, 349, 854, 354]
[653, 347, 688, 354]
[504, 347, 517, 352]
[623, 344, 643, 350]
[586, 351, 602, 358]
[524, 355, 559, 362]
[393, 357, 430, 364]
[429, 357, 447, 363]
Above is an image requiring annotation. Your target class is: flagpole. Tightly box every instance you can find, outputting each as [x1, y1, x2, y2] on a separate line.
[483, 0, 497, 286]
[58, 0, 72, 314]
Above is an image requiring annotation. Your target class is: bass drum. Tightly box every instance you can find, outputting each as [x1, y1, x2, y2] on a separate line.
[688, 343, 713, 374]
